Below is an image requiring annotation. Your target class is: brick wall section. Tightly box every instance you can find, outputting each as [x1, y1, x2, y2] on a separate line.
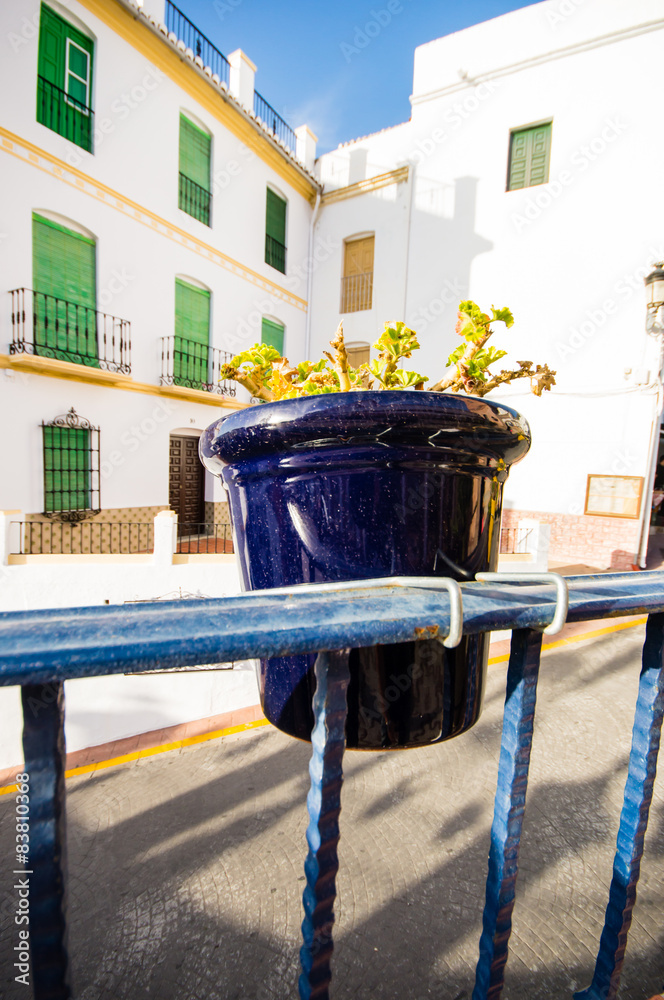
[501, 508, 641, 570]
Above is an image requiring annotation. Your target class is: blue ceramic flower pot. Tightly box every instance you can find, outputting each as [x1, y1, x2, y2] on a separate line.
[200, 391, 530, 749]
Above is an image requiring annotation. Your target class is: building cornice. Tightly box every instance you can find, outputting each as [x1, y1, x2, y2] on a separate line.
[321, 166, 410, 205]
[0, 353, 249, 409]
[75, 0, 321, 202]
[410, 16, 664, 106]
[0, 128, 307, 312]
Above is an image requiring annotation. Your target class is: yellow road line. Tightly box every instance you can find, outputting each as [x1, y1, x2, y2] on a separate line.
[0, 718, 270, 796]
[0, 617, 649, 796]
[487, 616, 647, 665]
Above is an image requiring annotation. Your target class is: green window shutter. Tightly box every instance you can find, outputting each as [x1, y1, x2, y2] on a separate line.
[37, 5, 94, 150]
[261, 317, 284, 355]
[174, 279, 210, 387]
[178, 115, 212, 224]
[32, 214, 98, 365]
[43, 425, 90, 513]
[265, 188, 287, 272]
[179, 115, 211, 190]
[508, 123, 551, 190]
[38, 4, 65, 86]
[266, 188, 286, 244]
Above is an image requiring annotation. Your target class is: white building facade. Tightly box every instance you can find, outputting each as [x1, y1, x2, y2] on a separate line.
[309, 0, 664, 570]
[0, 0, 319, 538]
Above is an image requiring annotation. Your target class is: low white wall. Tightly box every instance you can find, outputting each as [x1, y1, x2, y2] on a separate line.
[0, 554, 265, 771]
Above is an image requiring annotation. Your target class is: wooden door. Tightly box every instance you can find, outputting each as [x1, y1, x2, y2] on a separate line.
[169, 435, 205, 533]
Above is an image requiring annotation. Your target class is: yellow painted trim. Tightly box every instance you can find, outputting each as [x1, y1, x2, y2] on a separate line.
[0, 353, 249, 409]
[321, 166, 410, 205]
[172, 553, 236, 564]
[487, 616, 647, 665]
[0, 717, 270, 795]
[75, 0, 318, 202]
[0, 127, 308, 312]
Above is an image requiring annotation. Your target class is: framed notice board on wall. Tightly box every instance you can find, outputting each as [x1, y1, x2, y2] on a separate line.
[584, 475, 644, 518]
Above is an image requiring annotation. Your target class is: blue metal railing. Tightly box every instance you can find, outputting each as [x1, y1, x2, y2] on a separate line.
[2, 571, 664, 999]
[254, 91, 297, 152]
[164, 0, 230, 86]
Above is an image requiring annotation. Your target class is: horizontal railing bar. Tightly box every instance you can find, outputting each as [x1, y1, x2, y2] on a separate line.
[0, 571, 661, 686]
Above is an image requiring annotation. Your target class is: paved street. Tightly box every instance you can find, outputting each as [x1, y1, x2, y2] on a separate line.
[2, 620, 664, 999]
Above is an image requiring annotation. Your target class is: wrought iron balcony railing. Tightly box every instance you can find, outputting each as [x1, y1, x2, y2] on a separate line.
[178, 172, 211, 226]
[341, 272, 373, 313]
[164, 0, 231, 85]
[265, 233, 287, 274]
[176, 522, 234, 551]
[10, 288, 131, 374]
[159, 335, 236, 396]
[254, 91, 297, 153]
[2, 572, 664, 997]
[37, 75, 94, 153]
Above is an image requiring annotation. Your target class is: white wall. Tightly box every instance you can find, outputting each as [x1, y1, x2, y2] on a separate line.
[0, 554, 260, 769]
[312, 0, 664, 521]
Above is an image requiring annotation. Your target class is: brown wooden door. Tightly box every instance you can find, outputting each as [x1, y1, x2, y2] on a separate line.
[169, 435, 205, 533]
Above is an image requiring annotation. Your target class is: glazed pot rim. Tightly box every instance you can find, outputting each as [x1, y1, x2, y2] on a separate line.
[201, 389, 531, 473]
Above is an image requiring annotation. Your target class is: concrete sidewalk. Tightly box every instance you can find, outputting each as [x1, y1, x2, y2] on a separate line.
[2, 619, 664, 999]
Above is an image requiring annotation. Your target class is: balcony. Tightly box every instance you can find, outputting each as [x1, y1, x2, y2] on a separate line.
[265, 233, 287, 274]
[37, 75, 94, 153]
[160, 335, 236, 396]
[341, 271, 373, 313]
[9, 288, 131, 373]
[254, 91, 297, 153]
[178, 172, 211, 226]
[165, 0, 231, 86]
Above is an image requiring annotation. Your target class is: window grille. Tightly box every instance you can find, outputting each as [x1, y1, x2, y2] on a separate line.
[41, 407, 100, 521]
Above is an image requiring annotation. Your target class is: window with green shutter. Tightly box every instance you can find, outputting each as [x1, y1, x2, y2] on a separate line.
[32, 214, 99, 367]
[41, 408, 100, 517]
[37, 4, 94, 152]
[174, 279, 211, 389]
[507, 122, 552, 191]
[261, 317, 285, 355]
[179, 115, 212, 226]
[265, 188, 287, 273]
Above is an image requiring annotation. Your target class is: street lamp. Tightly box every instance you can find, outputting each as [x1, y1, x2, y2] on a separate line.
[645, 262, 664, 336]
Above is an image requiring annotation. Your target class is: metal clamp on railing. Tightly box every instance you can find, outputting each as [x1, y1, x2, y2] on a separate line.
[249, 575, 464, 649]
[474, 571, 569, 636]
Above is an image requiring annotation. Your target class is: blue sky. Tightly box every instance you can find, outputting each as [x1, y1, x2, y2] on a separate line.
[175, 0, 539, 152]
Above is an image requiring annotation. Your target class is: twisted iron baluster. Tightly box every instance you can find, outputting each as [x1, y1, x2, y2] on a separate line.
[574, 612, 664, 1000]
[299, 650, 351, 1000]
[473, 628, 544, 1000]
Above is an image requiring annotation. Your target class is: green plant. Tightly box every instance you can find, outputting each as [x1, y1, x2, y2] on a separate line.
[219, 301, 556, 402]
